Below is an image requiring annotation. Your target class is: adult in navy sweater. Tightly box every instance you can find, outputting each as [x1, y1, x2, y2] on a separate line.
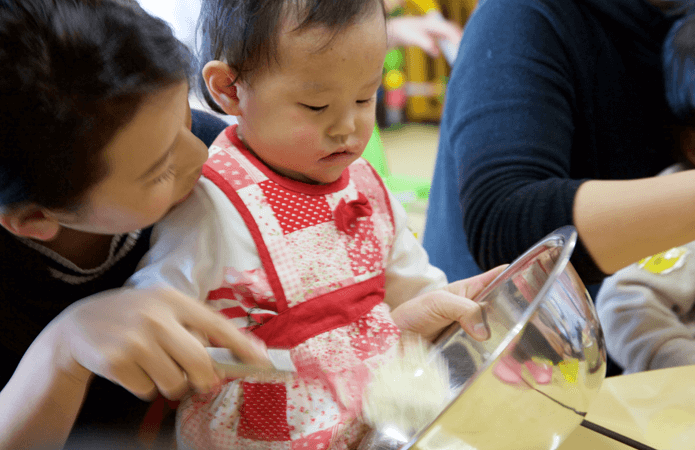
[423, 0, 692, 285]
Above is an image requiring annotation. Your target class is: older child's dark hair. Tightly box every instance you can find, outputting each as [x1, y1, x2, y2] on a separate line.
[0, 0, 194, 211]
[198, 0, 386, 114]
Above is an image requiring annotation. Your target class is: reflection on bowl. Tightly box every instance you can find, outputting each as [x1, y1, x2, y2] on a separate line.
[360, 226, 606, 450]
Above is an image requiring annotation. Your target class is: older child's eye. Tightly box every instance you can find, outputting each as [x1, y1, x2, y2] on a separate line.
[357, 97, 375, 105]
[152, 165, 176, 184]
[301, 103, 328, 112]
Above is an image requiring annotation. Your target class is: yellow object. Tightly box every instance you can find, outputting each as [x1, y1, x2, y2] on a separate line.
[406, 0, 440, 14]
[403, 44, 444, 121]
[558, 359, 579, 383]
[383, 69, 405, 90]
[638, 247, 689, 275]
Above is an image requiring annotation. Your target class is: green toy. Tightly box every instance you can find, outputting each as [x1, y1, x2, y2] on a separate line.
[362, 126, 431, 209]
[384, 48, 404, 72]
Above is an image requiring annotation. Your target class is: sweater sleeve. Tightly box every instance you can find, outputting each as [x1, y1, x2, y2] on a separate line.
[595, 241, 695, 374]
[384, 191, 447, 309]
[443, 0, 600, 281]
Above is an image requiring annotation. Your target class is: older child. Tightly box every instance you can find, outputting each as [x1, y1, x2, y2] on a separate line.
[596, 13, 695, 375]
[0, 1, 269, 448]
[123, 0, 498, 448]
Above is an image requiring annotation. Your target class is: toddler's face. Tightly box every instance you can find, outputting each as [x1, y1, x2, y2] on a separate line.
[48, 82, 209, 234]
[235, 9, 388, 184]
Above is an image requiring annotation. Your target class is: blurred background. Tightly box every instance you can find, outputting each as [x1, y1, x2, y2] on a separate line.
[137, 0, 479, 238]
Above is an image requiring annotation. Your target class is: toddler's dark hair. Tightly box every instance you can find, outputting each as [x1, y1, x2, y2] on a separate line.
[664, 12, 695, 121]
[197, 0, 385, 114]
[0, 0, 194, 211]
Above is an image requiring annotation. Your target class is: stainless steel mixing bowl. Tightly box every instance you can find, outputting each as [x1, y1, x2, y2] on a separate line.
[360, 226, 606, 450]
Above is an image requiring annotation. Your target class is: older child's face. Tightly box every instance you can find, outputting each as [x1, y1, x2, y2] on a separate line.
[49, 82, 208, 234]
[235, 9, 388, 184]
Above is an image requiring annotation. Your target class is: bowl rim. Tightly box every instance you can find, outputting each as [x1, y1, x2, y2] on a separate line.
[461, 225, 577, 365]
[402, 226, 579, 448]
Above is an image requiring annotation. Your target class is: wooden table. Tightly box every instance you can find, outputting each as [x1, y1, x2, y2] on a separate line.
[558, 365, 695, 450]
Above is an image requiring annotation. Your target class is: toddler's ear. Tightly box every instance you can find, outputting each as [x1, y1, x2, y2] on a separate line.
[203, 61, 241, 116]
[0, 205, 60, 241]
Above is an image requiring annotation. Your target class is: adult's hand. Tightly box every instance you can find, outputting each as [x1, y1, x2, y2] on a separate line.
[387, 12, 462, 58]
[390, 265, 506, 341]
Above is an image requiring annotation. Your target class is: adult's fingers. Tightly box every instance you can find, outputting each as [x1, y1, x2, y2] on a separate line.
[424, 15, 463, 45]
[446, 265, 507, 300]
[410, 33, 440, 57]
[390, 290, 487, 341]
[387, 17, 440, 57]
[424, 290, 489, 341]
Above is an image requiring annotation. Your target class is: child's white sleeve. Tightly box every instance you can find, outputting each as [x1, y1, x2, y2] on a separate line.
[124, 180, 225, 299]
[125, 177, 260, 301]
[596, 241, 695, 374]
[383, 191, 447, 309]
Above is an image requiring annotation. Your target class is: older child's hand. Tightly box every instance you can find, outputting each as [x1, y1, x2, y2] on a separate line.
[390, 266, 506, 341]
[49, 287, 270, 400]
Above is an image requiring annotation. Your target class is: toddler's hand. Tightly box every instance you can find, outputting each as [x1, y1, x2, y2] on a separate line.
[390, 266, 506, 341]
[48, 287, 270, 400]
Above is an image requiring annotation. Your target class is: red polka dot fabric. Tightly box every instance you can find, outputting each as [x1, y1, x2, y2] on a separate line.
[238, 383, 291, 441]
[259, 181, 334, 235]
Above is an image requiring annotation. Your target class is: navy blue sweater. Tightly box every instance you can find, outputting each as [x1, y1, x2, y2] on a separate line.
[423, 0, 680, 284]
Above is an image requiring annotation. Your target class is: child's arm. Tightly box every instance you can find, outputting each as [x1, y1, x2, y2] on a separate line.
[126, 180, 226, 298]
[0, 287, 268, 450]
[0, 327, 90, 450]
[596, 241, 695, 374]
[126, 178, 261, 298]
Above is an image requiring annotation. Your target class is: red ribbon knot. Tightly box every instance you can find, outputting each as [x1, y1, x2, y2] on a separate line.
[334, 192, 373, 236]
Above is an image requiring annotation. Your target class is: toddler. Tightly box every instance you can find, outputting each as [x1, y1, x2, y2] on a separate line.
[124, 0, 494, 448]
[596, 12, 695, 374]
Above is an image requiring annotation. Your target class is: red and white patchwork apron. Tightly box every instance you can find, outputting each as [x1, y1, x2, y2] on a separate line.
[177, 128, 401, 450]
